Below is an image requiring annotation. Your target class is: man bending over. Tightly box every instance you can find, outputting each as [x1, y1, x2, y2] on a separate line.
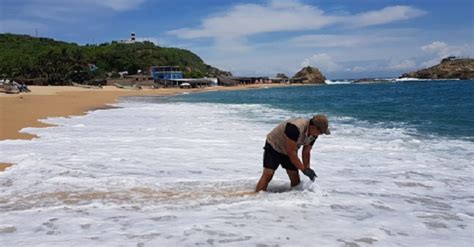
[256, 115, 330, 192]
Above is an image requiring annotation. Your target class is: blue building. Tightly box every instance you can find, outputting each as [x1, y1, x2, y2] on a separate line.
[151, 66, 183, 81]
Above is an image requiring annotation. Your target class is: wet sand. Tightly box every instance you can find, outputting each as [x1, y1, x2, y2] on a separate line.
[0, 163, 12, 171]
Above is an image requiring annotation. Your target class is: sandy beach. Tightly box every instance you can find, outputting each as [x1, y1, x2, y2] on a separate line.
[0, 84, 286, 171]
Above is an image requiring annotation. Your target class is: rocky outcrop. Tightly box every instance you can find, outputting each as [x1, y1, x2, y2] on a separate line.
[292, 66, 326, 84]
[401, 57, 474, 80]
[276, 73, 289, 79]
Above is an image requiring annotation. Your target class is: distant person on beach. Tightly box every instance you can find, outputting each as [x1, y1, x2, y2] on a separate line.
[12, 81, 30, 92]
[256, 115, 330, 192]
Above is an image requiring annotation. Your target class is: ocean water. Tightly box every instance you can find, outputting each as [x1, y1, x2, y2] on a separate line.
[0, 80, 473, 246]
[168, 80, 474, 141]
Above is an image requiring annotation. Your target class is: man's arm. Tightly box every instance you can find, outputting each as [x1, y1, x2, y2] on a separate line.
[285, 138, 305, 171]
[302, 144, 313, 169]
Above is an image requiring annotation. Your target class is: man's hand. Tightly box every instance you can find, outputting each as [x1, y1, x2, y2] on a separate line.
[302, 168, 317, 181]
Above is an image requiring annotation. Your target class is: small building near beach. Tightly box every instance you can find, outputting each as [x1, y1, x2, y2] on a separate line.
[162, 78, 216, 88]
[151, 66, 184, 81]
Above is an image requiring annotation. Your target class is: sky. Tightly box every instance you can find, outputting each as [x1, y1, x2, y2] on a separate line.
[1, 0, 473, 79]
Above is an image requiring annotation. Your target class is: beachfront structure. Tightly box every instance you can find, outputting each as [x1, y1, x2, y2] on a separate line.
[151, 66, 184, 82]
[125, 74, 154, 81]
[228, 76, 271, 85]
[270, 77, 290, 84]
[151, 66, 219, 88]
[216, 76, 238, 86]
[160, 78, 216, 88]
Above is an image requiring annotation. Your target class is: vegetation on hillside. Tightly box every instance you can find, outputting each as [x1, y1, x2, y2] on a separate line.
[0, 33, 230, 85]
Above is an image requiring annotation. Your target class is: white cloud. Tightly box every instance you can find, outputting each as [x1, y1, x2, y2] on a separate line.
[169, 0, 338, 40]
[169, 0, 424, 42]
[350, 6, 426, 27]
[421, 41, 449, 54]
[302, 53, 342, 72]
[19, 0, 146, 21]
[421, 41, 469, 58]
[215, 37, 252, 52]
[289, 34, 405, 48]
[420, 41, 473, 67]
[387, 59, 417, 70]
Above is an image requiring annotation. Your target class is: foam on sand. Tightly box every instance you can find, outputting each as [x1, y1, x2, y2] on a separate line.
[0, 100, 472, 246]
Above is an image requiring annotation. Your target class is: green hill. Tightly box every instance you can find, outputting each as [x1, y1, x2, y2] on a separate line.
[0, 33, 231, 85]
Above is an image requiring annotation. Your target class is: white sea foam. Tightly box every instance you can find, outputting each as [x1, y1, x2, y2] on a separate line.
[395, 77, 461, 82]
[0, 99, 473, 246]
[325, 79, 353, 85]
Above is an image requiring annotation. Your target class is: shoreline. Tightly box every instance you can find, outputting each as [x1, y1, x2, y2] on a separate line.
[0, 83, 291, 171]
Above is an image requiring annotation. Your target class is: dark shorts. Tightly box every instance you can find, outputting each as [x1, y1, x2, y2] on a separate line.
[263, 142, 298, 171]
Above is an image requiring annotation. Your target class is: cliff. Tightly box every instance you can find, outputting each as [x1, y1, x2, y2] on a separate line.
[401, 57, 474, 80]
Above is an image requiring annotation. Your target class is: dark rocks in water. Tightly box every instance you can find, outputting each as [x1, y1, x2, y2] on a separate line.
[292, 66, 326, 84]
[401, 57, 474, 80]
[353, 78, 392, 83]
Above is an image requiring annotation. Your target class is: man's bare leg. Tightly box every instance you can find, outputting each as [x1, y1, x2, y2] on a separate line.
[255, 168, 275, 192]
[286, 169, 301, 187]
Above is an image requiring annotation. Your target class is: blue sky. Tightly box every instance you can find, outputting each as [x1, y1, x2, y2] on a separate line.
[1, 0, 473, 78]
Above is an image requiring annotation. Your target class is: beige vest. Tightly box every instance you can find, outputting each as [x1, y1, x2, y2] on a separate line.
[266, 118, 310, 155]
